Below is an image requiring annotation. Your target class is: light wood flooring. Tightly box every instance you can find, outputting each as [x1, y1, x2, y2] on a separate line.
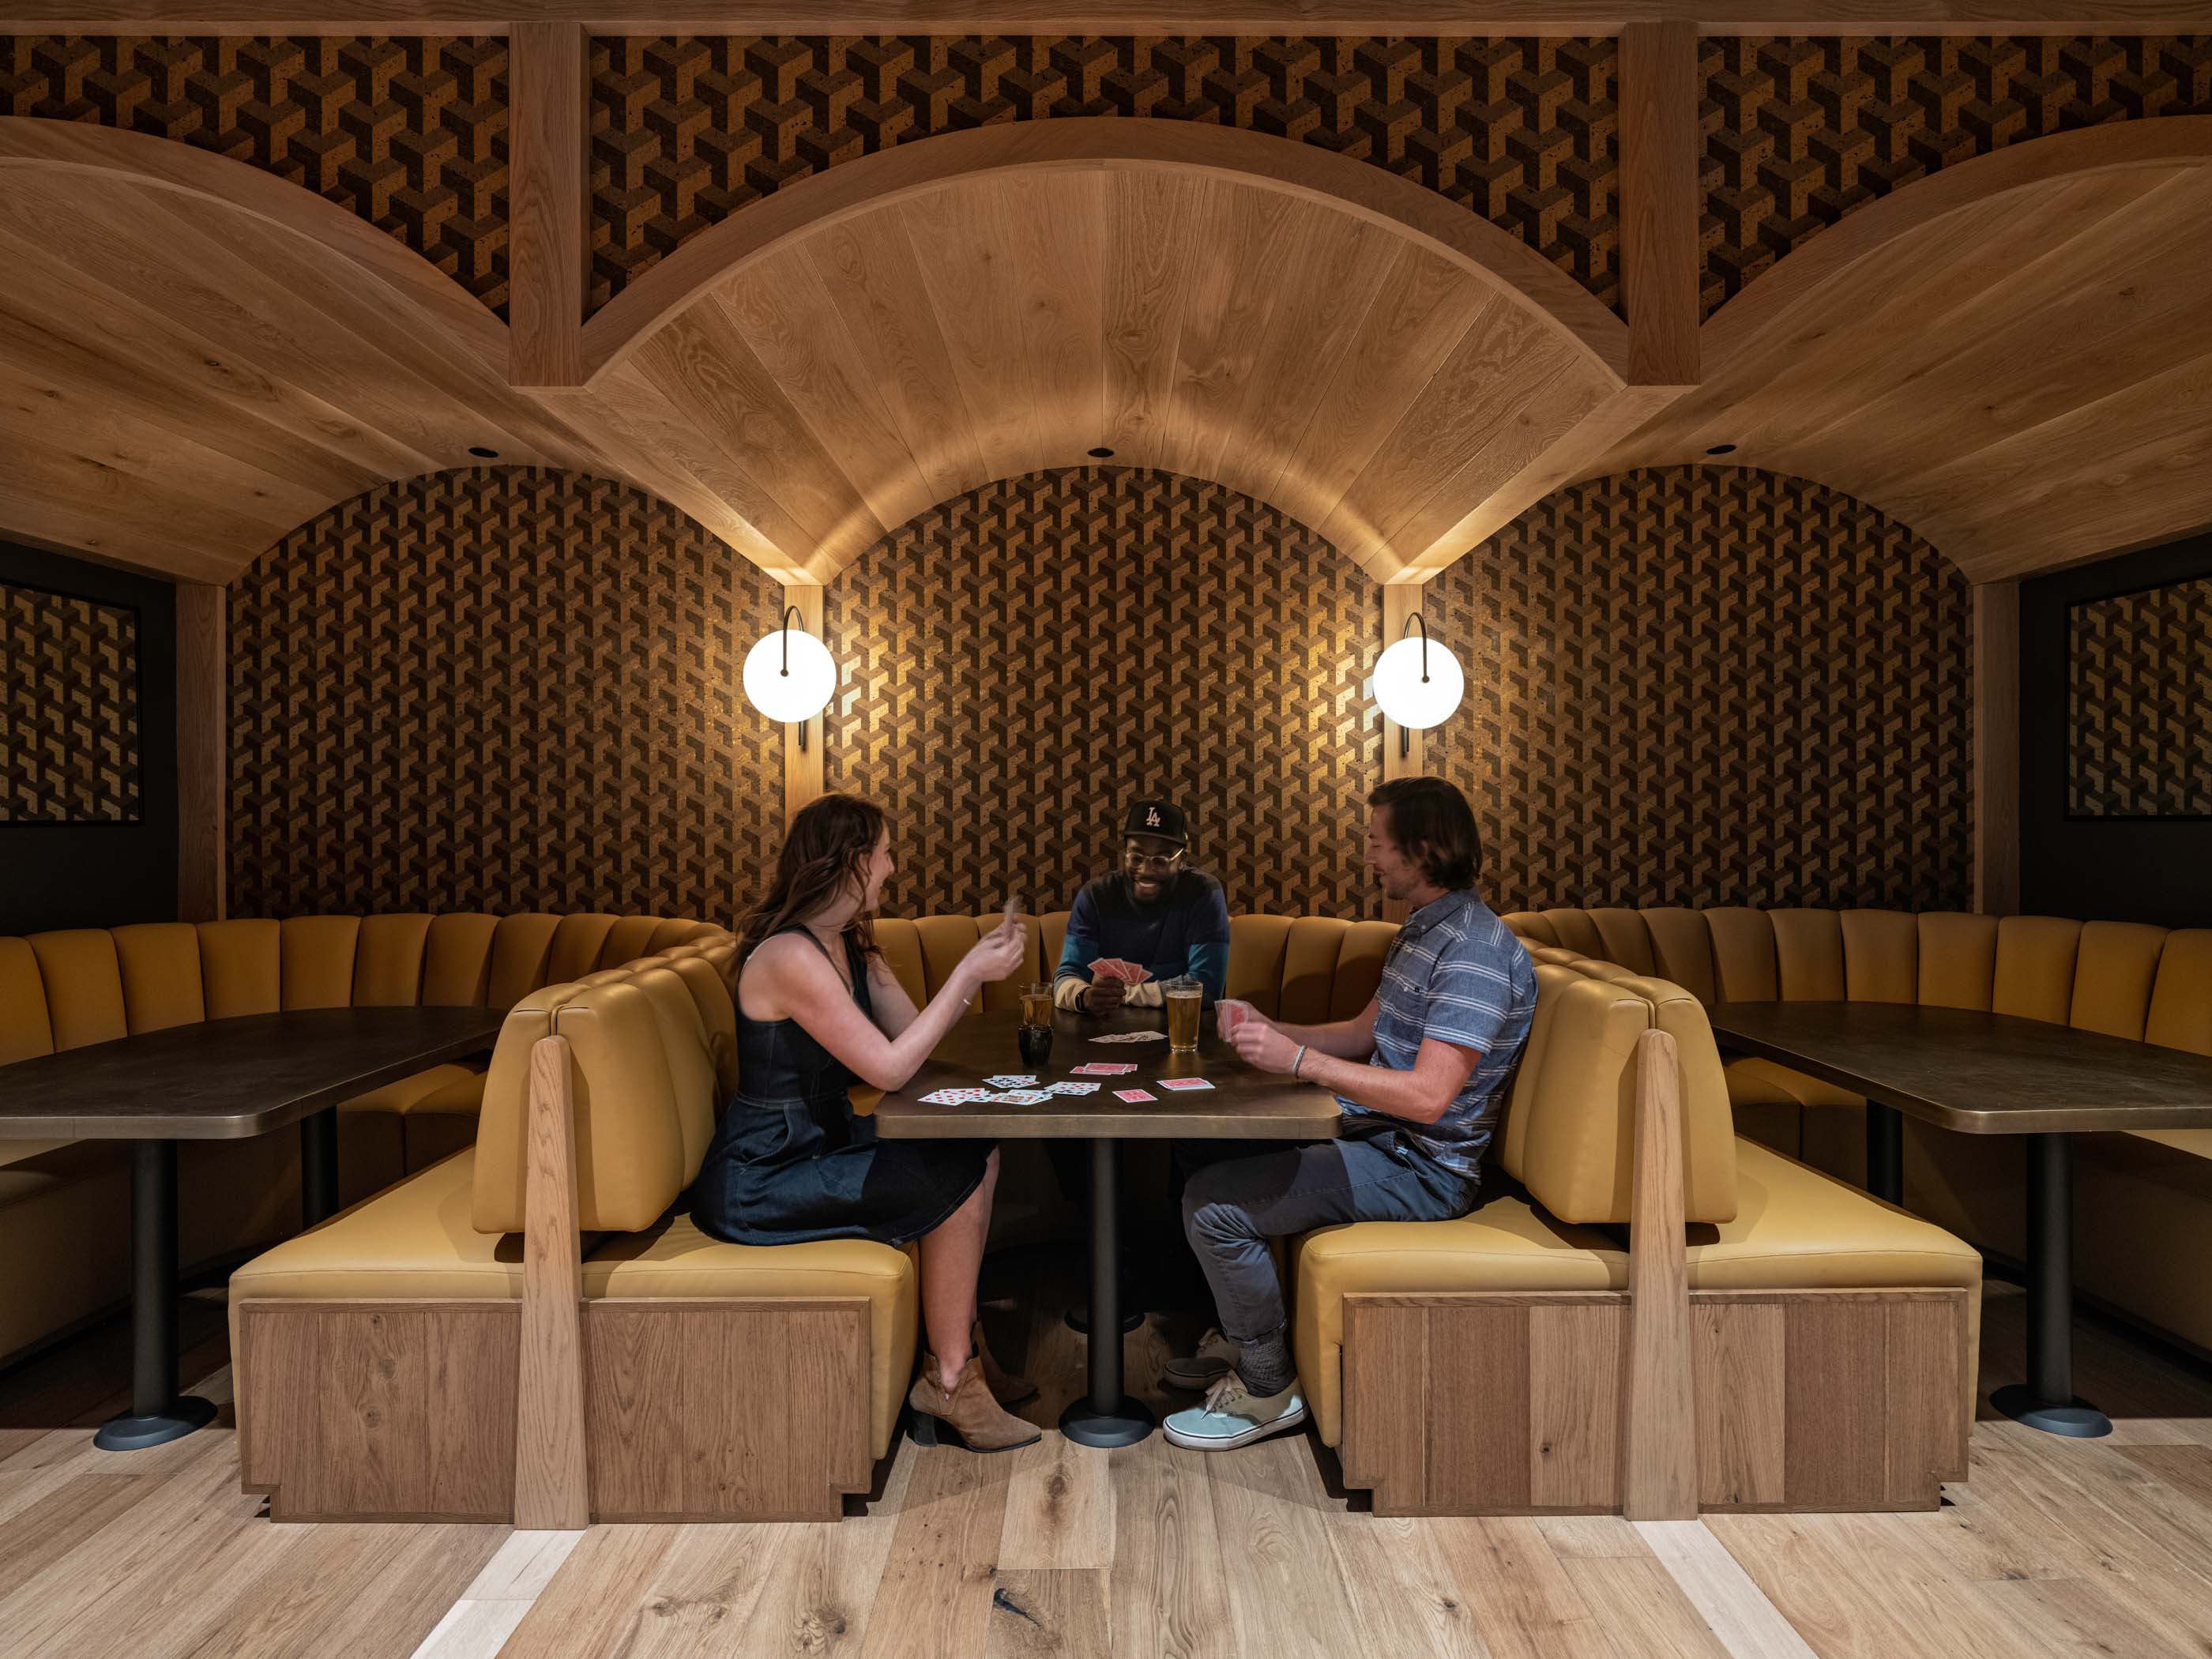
[6, 1258, 2212, 1659]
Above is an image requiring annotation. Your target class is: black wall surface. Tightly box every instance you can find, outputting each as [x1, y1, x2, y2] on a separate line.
[2021, 529, 2212, 928]
[0, 539, 177, 934]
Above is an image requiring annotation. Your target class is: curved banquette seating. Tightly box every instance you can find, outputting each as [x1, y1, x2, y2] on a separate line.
[1503, 905, 2212, 1354]
[232, 906, 1979, 1523]
[232, 932, 914, 1525]
[0, 912, 724, 1363]
[1296, 950, 1979, 1517]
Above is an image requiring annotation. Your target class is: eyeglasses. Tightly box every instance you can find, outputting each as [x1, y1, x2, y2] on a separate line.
[1122, 844, 1185, 871]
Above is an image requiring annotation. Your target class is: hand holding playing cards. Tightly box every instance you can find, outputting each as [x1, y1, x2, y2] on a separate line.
[961, 920, 1025, 988]
[1231, 1016, 1302, 1075]
[1083, 973, 1127, 1014]
[1216, 999, 1263, 1040]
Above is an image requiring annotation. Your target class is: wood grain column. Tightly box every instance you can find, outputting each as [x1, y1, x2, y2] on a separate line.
[1381, 581, 1427, 924]
[1973, 581, 2021, 916]
[175, 581, 225, 923]
[508, 22, 588, 388]
[784, 581, 826, 827]
[1620, 21, 1700, 391]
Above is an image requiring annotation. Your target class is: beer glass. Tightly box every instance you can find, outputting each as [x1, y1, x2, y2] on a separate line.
[1019, 982, 1053, 1027]
[1018, 982, 1054, 1067]
[1164, 976, 1202, 1053]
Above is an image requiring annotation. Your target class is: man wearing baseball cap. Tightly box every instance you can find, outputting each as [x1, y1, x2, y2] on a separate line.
[1050, 799, 1231, 1013]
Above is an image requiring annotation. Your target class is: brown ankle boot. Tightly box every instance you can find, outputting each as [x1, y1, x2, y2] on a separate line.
[908, 1354, 1042, 1452]
[972, 1319, 1037, 1405]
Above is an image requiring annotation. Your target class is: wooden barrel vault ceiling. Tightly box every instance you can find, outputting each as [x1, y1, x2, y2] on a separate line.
[1, 20, 2210, 589]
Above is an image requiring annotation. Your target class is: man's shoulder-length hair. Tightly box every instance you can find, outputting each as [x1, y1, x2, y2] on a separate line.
[1367, 777, 1481, 891]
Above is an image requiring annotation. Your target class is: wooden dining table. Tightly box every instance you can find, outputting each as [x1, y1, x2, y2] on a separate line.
[1708, 999, 2212, 1439]
[875, 1003, 1339, 1447]
[0, 1006, 506, 1450]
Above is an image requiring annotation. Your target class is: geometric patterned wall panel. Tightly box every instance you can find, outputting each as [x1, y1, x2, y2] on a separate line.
[1701, 36, 2212, 317]
[2068, 575, 2212, 818]
[591, 36, 1619, 314]
[823, 467, 1385, 919]
[226, 467, 784, 920]
[3, 36, 511, 314]
[0, 582, 141, 824]
[1428, 467, 1973, 914]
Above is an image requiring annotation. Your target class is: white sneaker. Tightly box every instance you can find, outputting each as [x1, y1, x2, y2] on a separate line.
[1162, 1369, 1308, 1451]
[1161, 1326, 1239, 1390]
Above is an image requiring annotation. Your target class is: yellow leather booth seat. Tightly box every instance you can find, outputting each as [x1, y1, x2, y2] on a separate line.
[0, 911, 724, 1364]
[872, 911, 1398, 1026]
[1505, 905, 2212, 1355]
[1294, 957, 1980, 1447]
[231, 935, 918, 1473]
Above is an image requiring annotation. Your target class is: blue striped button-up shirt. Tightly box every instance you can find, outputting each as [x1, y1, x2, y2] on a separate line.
[1338, 888, 1537, 1179]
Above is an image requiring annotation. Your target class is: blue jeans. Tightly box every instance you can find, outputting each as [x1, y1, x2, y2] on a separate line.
[1178, 1132, 1474, 1346]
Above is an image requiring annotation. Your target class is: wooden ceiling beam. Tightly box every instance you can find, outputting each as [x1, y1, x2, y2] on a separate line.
[5, 2, 2208, 32]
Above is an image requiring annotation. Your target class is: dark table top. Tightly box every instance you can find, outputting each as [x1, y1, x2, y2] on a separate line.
[0, 1006, 507, 1139]
[872, 1005, 1343, 1140]
[1707, 1000, 2212, 1135]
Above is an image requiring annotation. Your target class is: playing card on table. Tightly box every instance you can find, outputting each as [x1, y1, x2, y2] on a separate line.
[1113, 1088, 1157, 1103]
[991, 1089, 1050, 1105]
[1091, 1030, 1167, 1044]
[983, 1074, 1038, 1089]
[1156, 1077, 1215, 1092]
[918, 1088, 991, 1105]
[1046, 1080, 1101, 1096]
[1071, 1062, 1135, 1076]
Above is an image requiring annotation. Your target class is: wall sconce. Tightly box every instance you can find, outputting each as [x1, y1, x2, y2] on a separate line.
[1373, 613, 1464, 758]
[742, 605, 835, 751]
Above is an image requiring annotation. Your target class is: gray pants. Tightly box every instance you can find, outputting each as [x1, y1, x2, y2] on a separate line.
[1178, 1132, 1474, 1348]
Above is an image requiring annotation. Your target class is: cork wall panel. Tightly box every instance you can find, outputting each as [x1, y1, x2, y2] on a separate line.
[1428, 466, 1973, 914]
[2, 583, 141, 824]
[3, 35, 511, 314]
[589, 35, 1619, 314]
[1700, 35, 2212, 316]
[2068, 575, 2212, 818]
[823, 467, 1383, 919]
[226, 467, 782, 920]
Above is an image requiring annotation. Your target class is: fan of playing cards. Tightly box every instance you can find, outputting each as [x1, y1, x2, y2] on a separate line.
[1089, 956, 1149, 985]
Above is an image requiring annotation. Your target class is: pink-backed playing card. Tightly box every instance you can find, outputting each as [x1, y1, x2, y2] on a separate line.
[1113, 1088, 1157, 1103]
[1156, 1077, 1215, 1092]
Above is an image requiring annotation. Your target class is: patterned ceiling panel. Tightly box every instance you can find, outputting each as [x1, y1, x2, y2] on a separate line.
[1700, 35, 2212, 317]
[1427, 465, 1973, 913]
[226, 466, 782, 920]
[2068, 575, 2212, 818]
[3, 35, 511, 314]
[1, 583, 141, 825]
[823, 466, 1385, 919]
[589, 35, 1619, 315]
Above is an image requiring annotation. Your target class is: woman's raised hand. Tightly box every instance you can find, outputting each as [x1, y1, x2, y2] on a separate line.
[964, 920, 1026, 984]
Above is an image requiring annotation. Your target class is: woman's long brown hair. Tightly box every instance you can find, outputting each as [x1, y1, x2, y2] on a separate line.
[735, 793, 888, 967]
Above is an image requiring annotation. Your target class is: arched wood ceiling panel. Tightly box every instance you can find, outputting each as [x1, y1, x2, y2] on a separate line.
[1611, 137, 2212, 581]
[0, 163, 598, 580]
[570, 164, 1620, 584]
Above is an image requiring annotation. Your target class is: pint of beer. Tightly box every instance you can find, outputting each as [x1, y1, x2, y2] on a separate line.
[1019, 982, 1052, 1026]
[1164, 976, 1203, 1052]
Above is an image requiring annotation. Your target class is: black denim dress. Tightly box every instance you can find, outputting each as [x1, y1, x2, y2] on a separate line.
[690, 927, 991, 1247]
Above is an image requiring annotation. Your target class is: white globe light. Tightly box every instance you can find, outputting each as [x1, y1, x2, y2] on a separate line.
[1373, 633, 1464, 731]
[743, 625, 836, 724]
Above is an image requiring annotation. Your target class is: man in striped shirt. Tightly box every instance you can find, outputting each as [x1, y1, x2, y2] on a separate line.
[1161, 777, 1539, 1453]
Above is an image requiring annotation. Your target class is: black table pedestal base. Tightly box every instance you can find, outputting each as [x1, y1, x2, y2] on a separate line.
[1059, 1394, 1157, 1447]
[1989, 1385, 2111, 1439]
[1063, 1135, 1156, 1448]
[96, 1394, 217, 1451]
[1064, 1304, 1145, 1335]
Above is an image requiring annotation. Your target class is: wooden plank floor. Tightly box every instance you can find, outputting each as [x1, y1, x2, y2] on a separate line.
[5, 1265, 2212, 1657]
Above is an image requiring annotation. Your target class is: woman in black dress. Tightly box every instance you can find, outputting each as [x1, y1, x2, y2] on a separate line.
[693, 794, 1040, 1450]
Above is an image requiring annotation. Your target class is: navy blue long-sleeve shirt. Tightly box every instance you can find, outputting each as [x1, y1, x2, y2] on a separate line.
[1051, 871, 1231, 1004]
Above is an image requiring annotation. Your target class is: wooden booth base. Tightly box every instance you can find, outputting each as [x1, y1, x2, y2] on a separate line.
[1341, 1286, 1971, 1518]
[235, 1296, 877, 1524]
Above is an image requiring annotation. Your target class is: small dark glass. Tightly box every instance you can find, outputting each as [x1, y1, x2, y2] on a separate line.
[1017, 1025, 1054, 1068]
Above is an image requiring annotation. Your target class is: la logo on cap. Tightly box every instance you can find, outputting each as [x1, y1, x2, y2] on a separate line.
[1146, 807, 1161, 827]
